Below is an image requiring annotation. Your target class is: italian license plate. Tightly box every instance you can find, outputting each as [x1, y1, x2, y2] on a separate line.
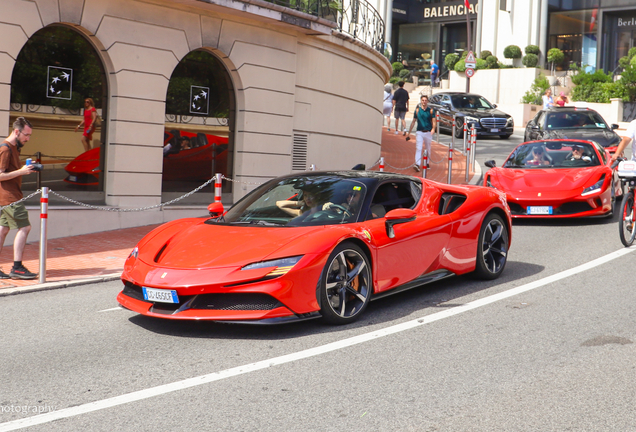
[490, 128, 499, 133]
[68, 175, 78, 182]
[527, 206, 553, 215]
[143, 287, 179, 303]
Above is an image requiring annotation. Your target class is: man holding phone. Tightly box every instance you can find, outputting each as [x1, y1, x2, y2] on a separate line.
[0, 117, 38, 279]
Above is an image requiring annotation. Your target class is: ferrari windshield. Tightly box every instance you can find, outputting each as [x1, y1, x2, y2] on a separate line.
[545, 111, 607, 129]
[451, 95, 493, 109]
[504, 141, 601, 168]
[221, 176, 368, 226]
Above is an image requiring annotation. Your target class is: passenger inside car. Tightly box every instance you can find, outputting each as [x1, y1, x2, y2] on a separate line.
[525, 146, 551, 166]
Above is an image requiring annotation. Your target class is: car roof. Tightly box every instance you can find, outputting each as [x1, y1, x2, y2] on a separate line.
[542, 106, 599, 114]
[271, 170, 420, 187]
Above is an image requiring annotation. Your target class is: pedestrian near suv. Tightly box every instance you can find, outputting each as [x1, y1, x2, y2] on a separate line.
[0, 117, 38, 279]
[406, 95, 437, 172]
[392, 81, 410, 135]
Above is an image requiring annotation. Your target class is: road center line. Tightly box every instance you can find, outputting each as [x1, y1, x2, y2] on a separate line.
[1, 246, 633, 431]
[97, 307, 123, 313]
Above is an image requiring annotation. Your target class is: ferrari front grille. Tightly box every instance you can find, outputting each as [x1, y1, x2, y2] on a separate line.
[189, 293, 283, 311]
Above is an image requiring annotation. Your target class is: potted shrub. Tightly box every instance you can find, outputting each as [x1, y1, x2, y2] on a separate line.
[503, 45, 522, 67]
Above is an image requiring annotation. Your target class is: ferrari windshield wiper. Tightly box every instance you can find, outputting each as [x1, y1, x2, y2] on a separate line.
[232, 220, 282, 226]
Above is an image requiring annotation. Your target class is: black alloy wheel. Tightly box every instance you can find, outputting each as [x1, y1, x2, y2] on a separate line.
[474, 213, 509, 280]
[319, 242, 371, 324]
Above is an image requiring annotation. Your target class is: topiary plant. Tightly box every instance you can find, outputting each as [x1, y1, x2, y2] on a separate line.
[445, 53, 459, 71]
[399, 68, 411, 80]
[475, 58, 488, 70]
[503, 45, 522, 59]
[522, 53, 539, 68]
[454, 58, 466, 72]
[525, 45, 540, 55]
[392, 62, 404, 76]
[547, 48, 564, 68]
[486, 55, 499, 69]
[480, 50, 492, 59]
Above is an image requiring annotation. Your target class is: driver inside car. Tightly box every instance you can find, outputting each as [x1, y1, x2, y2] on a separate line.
[323, 187, 362, 215]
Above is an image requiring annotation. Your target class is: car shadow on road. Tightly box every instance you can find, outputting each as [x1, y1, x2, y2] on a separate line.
[126, 260, 544, 340]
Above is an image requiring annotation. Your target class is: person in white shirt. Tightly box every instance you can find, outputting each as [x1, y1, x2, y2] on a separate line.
[611, 119, 636, 163]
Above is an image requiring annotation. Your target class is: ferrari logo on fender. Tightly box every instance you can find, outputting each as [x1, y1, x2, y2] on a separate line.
[363, 230, 371, 241]
[161, 272, 168, 279]
[538, 192, 542, 197]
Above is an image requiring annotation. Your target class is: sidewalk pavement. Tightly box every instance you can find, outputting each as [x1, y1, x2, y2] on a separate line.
[0, 127, 480, 295]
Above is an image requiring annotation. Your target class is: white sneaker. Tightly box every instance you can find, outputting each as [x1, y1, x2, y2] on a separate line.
[395, 131, 399, 135]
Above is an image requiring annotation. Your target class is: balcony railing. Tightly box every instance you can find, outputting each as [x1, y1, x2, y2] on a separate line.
[265, 0, 385, 52]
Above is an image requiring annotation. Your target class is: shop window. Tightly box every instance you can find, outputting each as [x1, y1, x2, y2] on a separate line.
[162, 50, 234, 202]
[548, 9, 598, 71]
[10, 26, 107, 195]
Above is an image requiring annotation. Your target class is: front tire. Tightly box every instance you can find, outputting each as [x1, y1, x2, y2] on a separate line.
[319, 242, 371, 324]
[619, 191, 636, 247]
[474, 213, 509, 280]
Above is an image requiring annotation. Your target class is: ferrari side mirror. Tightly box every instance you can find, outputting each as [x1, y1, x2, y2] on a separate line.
[484, 160, 497, 168]
[384, 208, 416, 239]
[208, 202, 224, 217]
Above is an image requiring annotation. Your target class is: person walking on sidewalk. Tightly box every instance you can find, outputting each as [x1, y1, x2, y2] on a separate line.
[383, 84, 394, 131]
[430, 61, 439, 88]
[0, 117, 38, 279]
[406, 95, 437, 172]
[392, 81, 410, 135]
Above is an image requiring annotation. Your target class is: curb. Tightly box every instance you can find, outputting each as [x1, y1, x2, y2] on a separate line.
[0, 273, 122, 297]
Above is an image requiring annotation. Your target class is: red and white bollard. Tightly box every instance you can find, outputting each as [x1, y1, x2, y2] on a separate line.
[379, 157, 385, 172]
[465, 127, 472, 182]
[463, 121, 468, 154]
[214, 173, 222, 203]
[39, 187, 48, 283]
[447, 135, 454, 184]
[422, 150, 428, 179]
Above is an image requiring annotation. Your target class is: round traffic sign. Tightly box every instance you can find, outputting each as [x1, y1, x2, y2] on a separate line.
[465, 67, 475, 78]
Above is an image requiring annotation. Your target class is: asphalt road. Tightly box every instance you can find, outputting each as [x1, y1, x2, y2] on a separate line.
[1, 197, 635, 431]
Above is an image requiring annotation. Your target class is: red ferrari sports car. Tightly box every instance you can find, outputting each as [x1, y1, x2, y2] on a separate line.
[484, 139, 617, 218]
[64, 130, 228, 185]
[117, 171, 511, 325]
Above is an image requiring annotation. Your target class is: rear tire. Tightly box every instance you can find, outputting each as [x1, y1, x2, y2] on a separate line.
[474, 213, 509, 280]
[619, 191, 636, 247]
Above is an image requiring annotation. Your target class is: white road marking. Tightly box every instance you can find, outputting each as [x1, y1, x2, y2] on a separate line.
[1, 246, 634, 431]
[97, 307, 123, 313]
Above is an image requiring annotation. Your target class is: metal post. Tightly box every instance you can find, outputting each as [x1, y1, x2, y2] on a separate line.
[435, 112, 440, 147]
[448, 120, 454, 185]
[422, 150, 428, 179]
[38, 187, 48, 284]
[214, 173, 222, 203]
[465, 127, 472, 182]
[471, 125, 477, 173]
[379, 157, 385, 172]
[462, 122, 467, 154]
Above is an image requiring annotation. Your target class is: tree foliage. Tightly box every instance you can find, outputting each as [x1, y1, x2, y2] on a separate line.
[521, 73, 550, 105]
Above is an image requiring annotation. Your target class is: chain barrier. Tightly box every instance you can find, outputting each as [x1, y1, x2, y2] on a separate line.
[47, 177, 216, 212]
[220, 175, 264, 186]
[0, 189, 43, 211]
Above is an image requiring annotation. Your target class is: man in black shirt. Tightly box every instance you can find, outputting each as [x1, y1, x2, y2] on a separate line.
[392, 81, 410, 135]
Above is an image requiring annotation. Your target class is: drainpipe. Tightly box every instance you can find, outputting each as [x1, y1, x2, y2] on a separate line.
[539, 0, 548, 68]
[475, 0, 483, 55]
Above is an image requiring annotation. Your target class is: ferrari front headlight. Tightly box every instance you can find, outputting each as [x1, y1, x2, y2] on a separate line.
[581, 175, 605, 196]
[242, 256, 303, 277]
